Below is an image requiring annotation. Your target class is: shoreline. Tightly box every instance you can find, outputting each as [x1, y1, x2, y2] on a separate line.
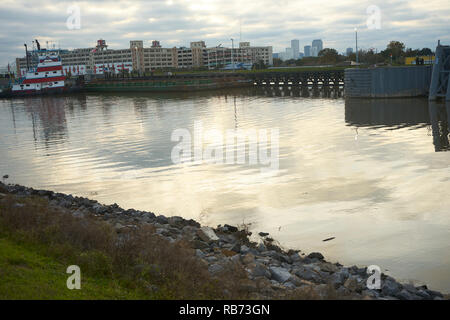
[0, 181, 447, 300]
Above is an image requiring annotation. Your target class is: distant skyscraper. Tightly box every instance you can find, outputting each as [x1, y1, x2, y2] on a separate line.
[311, 46, 319, 57]
[291, 39, 299, 59]
[285, 47, 293, 60]
[304, 45, 311, 57]
[312, 39, 323, 56]
[346, 47, 353, 56]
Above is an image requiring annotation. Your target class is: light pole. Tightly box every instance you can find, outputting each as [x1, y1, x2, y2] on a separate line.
[216, 44, 222, 70]
[355, 28, 359, 64]
[231, 38, 234, 71]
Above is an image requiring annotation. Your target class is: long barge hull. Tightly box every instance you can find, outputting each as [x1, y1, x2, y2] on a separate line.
[84, 78, 253, 92]
[0, 77, 253, 98]
[0, 86, 81, 98]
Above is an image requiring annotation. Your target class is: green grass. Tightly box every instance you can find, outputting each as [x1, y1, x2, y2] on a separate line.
[0, 237, 149, 299]
[0, 191, 251, 300]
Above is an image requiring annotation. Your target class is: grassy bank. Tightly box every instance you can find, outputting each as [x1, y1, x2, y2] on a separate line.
[0, 238, 148, 299]
[0, 188, 249, 300]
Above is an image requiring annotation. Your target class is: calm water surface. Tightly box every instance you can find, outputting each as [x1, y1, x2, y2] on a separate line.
[1, 88, 449, 292]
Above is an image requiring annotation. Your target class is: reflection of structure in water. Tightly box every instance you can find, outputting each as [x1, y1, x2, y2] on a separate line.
[251, 85, 344, 98]
[24, 96, 68, 146]
[429, 101, 450, 152]
[344, 98, 430, 129]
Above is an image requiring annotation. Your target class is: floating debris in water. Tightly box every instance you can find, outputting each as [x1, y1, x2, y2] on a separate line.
[322, 237, 335, 242]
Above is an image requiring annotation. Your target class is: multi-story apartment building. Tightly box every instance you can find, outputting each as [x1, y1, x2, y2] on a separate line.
[16, 39, 273, 76]
[205, 42, 272, 69]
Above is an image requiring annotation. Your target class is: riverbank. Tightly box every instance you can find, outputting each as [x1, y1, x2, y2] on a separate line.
[0, 181, 447, 300]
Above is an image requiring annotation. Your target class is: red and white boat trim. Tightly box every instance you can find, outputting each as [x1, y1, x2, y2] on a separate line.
[13, 52, 65, 94]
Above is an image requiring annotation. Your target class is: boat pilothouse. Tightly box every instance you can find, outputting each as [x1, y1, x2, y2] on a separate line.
[12, 50, 66, 95]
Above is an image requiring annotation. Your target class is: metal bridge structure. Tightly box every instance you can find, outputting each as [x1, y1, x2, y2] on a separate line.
[429, 41, 450, 100]
[247, 70, 344, 88]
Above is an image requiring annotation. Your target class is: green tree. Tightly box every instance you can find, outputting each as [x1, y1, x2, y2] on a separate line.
[252, 60, 267, 70]
[382, 41, 405, 63]
[418, 48, 433, 56]
[273, 58, 283, 67]
[318, 48, 339, 64]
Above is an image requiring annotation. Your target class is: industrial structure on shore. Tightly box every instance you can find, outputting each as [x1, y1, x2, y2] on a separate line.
[15, 39, 273, 76]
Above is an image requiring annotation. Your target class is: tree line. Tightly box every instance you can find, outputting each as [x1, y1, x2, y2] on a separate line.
[273, 41, 434, 67]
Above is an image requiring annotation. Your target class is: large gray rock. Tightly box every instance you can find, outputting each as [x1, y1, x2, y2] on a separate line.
[330, 268, 350, 288]
[415, 290, 432, 300]
[361, 289, 380, 298]
[197, 227, 219, 243]
[168, 216, 185, 228]
[241, 253, 255, 265]
[287, 274, 304, 287]
[191, 240, 209, 250]
[250, 263, 271, 279]
[307, 252, 324, 260]
[208, 264, 224, 275]
[381, 279, 402, 296]
[155, 215, 168, 224]
[319, 262, 339, 273]
[92, 203, 107, 214]
[142, 211, 156, 220]
[425, 289, 443, 298]
[240, 245, 250, 254]
[195, 249, 205, 258]
[257, 242, 267, 252]
[206, 256, 218, 263]
[230, 243, 241, 253]
[269, 266, 292, 283]
[396, 289, 421, 300]
[294, 265, 322, 283]
[343, 277, 362, 292]
[284, 282, 297, 289]
[290, 252, 302, 262]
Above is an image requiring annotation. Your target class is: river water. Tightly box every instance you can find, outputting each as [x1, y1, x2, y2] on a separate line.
[1, 88, 449, 292]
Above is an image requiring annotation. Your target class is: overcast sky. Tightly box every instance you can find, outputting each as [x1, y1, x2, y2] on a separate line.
[1, 0, 449, 65]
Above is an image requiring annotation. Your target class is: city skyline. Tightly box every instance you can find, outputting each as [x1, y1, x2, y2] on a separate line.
[1, 0, 450, 66]
[278, 39, 323, 60]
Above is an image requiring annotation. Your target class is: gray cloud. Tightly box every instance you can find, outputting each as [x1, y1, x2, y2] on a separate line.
[1, 0, 449, 65]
